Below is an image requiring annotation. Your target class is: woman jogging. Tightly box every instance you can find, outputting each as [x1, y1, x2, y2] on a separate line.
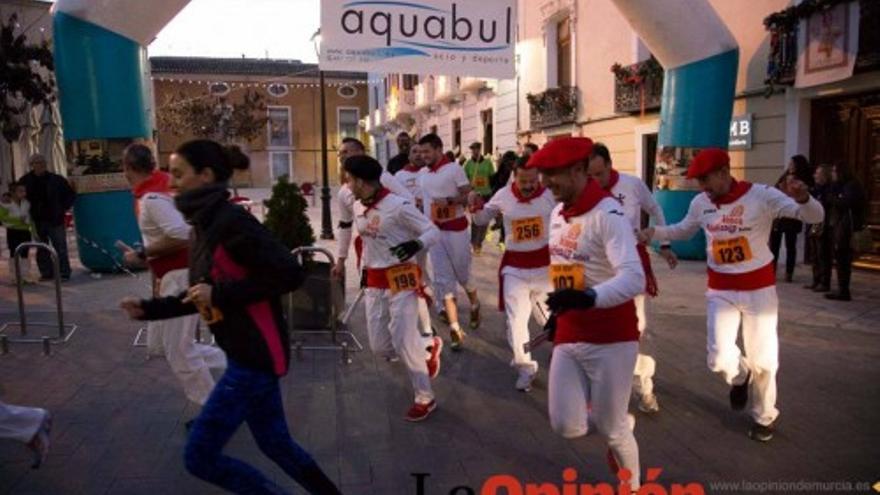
[120, 139, 341, 495]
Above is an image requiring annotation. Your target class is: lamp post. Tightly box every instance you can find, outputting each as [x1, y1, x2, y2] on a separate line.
[312, 29, 334, 240]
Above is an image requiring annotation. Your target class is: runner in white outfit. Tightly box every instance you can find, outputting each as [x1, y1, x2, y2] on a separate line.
[640, 148, 824, 442]
[417, 134, 480, 350]
[529, 137, 644, 489]
[390, 143, 435, 338]
[587, 143, 678, 414]
[343, 154, 442, 422]
[119, 145, 225, 409]
[332, 138, 413, 278]
[470, 162, 556, 391]
[0, 400, 51, 468]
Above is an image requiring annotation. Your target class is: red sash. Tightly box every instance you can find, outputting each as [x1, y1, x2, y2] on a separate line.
[636, 244, 659, 297]
[554, 300, 640, 345]
[436, 216, 469, 231]
[707, 263, 775, 291]
[148, 248, 190, 280]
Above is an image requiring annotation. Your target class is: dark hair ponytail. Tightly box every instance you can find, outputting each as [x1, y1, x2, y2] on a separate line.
[175, 139, 250, 183]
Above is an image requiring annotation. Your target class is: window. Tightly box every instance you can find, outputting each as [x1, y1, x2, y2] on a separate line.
[403, 74, 419, 90]
[451, 118, 462, 152]
[267, 106, 292, 148]
[481, 109, 494, 154]
[556, 18, 572, 87]
[209, 82, 230, 96]
[267, 83, 289, 98]
[338, 108, 360, 141]
[269, 151, 293, 181]
[337, 85, 357, 98]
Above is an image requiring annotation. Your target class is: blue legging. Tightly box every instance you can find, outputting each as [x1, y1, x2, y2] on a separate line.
[184, 360, 340, 495]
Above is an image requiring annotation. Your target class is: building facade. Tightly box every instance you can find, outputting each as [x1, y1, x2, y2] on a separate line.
[367, 0, 880, 265]
[151, 57, 369, 188]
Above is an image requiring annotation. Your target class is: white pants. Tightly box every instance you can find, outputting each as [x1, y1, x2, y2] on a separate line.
[0, 401, 46, 443]
[416, 250, 433, 336]
[549, 341, 640, 487]
[706, 286, 780, 426]
[632, 294, 656, 397]
[502, 266, 551, 374]
[429, 229, 474, 309]
[150, 269, 226, 406]
[365, 287, 434, 404]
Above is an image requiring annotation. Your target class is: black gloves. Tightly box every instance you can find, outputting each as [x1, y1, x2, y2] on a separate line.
[390, 240, 423, 262]
[546, 288, 597, 313]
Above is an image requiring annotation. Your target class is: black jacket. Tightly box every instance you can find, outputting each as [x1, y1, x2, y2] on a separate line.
[828, 180, 866, 232]
[139, 185, 305, 376]
[19, 171, 76, 225]
[387, 152, 410, 175]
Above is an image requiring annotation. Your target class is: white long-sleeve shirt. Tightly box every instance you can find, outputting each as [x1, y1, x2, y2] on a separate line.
[473, 186, 556, 254]
[336, 172, 412, 260]
[353, 192, 438, 269]
[138, 192, 191, 247]
[608, 172, 668, 239]
[420, 161, 470, 225]
[653, 182, 824, 276]
[549, 198, 645, 309]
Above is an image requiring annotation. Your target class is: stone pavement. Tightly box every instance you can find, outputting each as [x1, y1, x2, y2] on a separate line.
[0, 188, 878, 494]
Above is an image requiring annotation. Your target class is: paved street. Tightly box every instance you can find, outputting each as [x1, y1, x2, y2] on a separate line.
[1, 190, 878, 494]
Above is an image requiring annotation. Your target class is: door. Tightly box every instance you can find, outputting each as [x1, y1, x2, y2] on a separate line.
[641, 132, 659, 228]
[810, 91, 880, 264]
[270, 152, 292, 182]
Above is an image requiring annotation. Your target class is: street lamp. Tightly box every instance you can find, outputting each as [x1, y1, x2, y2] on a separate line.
[311, 28, 334, 240]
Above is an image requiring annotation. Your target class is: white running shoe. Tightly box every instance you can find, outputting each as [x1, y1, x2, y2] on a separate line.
[638, 393, 660, 413]
[515, 369, 537, 392]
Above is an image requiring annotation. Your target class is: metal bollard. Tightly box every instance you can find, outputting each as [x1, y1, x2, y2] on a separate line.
[42, 336, 51, 356]
[340, 341, 351, 365]
[1, 335, 8, 354]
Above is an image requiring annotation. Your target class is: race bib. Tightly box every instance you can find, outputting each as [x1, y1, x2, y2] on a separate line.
[386, 264, 422, 295]
[712, 236, 753, 265]
[431, 201, 457, 223]
[549, 264, 586, 291]
[473, 176, 489, 189]
[511, 216, 544, 243]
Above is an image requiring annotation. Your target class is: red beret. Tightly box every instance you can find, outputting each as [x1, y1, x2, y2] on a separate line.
[526, 137, 594, 170]
[686, 148, 730, 179]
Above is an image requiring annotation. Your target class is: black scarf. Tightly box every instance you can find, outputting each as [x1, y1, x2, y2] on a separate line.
[175, 183, 230, 226]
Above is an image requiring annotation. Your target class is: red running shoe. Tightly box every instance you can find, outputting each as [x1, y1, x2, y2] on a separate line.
[427, 337, 443, 379]
[405, 400, 437, 422]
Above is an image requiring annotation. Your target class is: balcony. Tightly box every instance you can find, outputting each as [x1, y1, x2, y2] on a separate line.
[527, 86, 578, 130]
[435, 76, 462, 104]
[762, 1, 880, 91]
[613, 58, 664, 114]
[387, 87, 416, 123]
[415, 81, 435, 110]
[460, 77, 487, 93]
[764, 23, 797, 89]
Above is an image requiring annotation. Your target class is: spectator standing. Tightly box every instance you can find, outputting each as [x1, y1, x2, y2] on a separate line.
[18, 154, 75, 281]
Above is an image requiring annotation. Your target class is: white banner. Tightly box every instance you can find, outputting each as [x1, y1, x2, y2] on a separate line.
[319, 0, 516, 79]
[795, 1, 860, 89]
